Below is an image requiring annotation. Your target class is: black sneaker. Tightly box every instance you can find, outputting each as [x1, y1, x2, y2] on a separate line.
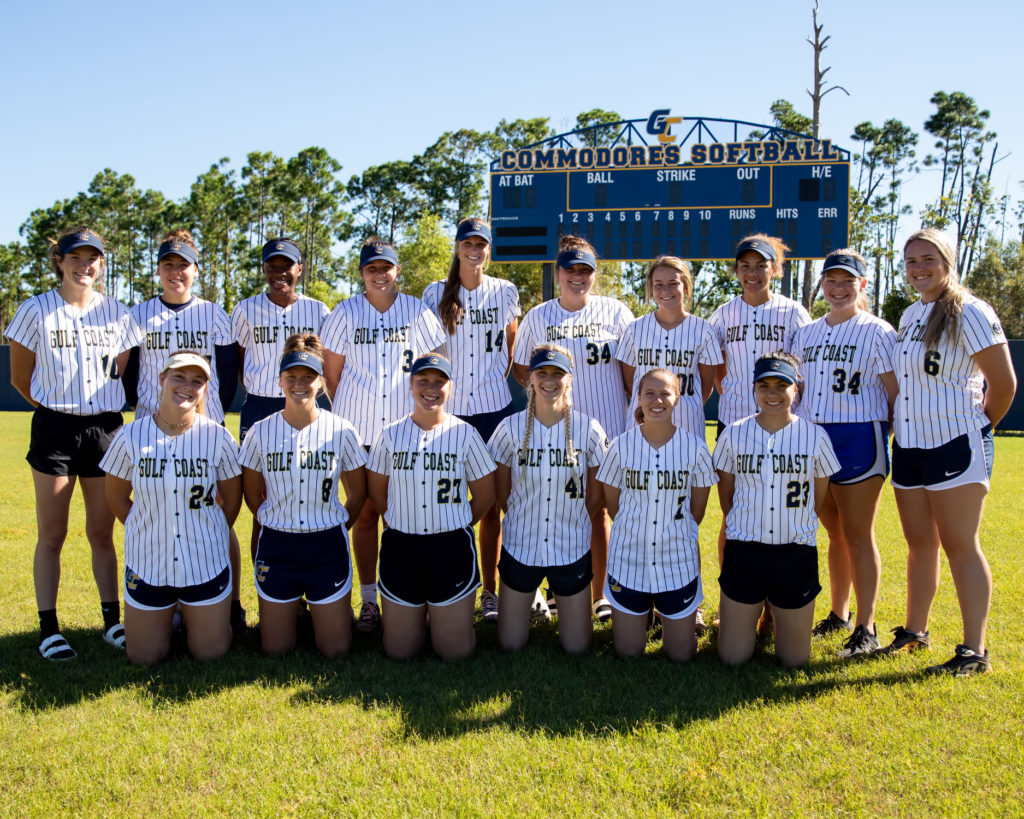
[230, 605, 247, 637]
[812, 611, 853, 637]
[837, 624, 880, 658]
[879, 625, 930, 655]
[925, 644, 990, 677]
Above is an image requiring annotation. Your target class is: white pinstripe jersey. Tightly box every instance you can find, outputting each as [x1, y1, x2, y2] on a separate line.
[791, 312, 896, 424]
[320, 293, 445, 445]
[598, 427, 717, 593]
[892, 296, 1007, 448]
[100, 415, 241, 586]
[709, 294, 811, 424]
[230, 293, 329, 397]
[713, 416, 839, 546]
[367, 415, 495, 535]
[422, 276, 521, 415]
[130, 296, 233, 422]
[4, 290, 142, 415]
[239, 410, 367, 533]
[513, 296, 633, 438]
[488, 410, 608, 567]
[616, 312, 723, 437]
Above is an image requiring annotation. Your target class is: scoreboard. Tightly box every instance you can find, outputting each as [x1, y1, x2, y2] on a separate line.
[489, 113, 850, 263]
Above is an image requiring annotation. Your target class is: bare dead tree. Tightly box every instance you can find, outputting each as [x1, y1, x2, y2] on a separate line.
[802, 0, 850, 309]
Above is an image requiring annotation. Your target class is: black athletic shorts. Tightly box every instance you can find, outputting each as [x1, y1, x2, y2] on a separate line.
[719, 539, 820, 609]
[458, 402, 515, 445]
[255, 524, 353, 604]
[891, 424, 993, 490]
[498, 548, 592, 598]
[605, 573, 702, 619]
[378, 525, 480, 607]
[28, 406, 122, 477]
[124, 564, 231, 610]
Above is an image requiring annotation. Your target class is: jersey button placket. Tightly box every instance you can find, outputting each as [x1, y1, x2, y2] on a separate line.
[295, 428, 306, 525]
[166, 437, 186, 586]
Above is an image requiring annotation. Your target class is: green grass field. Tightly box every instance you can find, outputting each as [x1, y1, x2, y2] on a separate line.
[1, 412, 1022, 817]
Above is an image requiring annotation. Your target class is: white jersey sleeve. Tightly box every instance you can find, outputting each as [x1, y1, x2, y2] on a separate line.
[131, 297, 234, 422]
[600, 427, 716, 593]
[512, 297, 632, 438]
[893, 296, 1007, 448]
[713, 416, 838, 546]
[232, 294, 328, 398]
[710, 295, 811, 425]
[617, 313, 723, 437]
[369, 415, 495, 534]
[324, 294, 445, 444]
[423, 276, 521, 415]
[239, 411, 367, 532]
[793, 312, 897, 423]
[5, 291, 142, 414]
[488, 411, 606, 567]
[99, 416, 240, 586]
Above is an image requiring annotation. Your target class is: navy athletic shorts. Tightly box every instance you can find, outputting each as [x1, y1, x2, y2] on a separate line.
[124, 564, 231, 610]
[498, 548, 592, 598]
[604, 573, 702, 620]
[255, 524, 353, 604]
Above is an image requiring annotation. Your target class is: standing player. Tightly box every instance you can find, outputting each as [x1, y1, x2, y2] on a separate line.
[322, 238, 445, 633]
[884, 229, 1016, 676]
[714, 352, 840, 667]
[617, 256, 721, 436]
[422, 218, 520, 622]
[597, 369, 716, 661]
[708, 235, 811, 631]
[231, 238, 329, 443]
[367, 354, 496, 660]
[513, 235, 633, 622]
[790, 249, 898, 658]
[231, 238, 329, 566]
[240, 335, 368, 658]
[489, 344, 607, 654]
[124, 229, 245, 635]
[102, 352, 242, 665]
[5, 227, 143, 660]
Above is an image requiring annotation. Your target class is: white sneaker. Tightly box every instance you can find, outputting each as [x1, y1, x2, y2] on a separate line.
[531, 588, 551, 621]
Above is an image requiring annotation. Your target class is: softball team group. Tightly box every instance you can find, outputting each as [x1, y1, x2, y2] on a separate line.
[5, 221, 1016, 678]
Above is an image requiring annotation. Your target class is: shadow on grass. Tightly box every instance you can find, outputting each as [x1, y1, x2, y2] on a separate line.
[0, 618, 927, 737]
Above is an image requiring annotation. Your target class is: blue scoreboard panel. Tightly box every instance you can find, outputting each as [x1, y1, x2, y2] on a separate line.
[490, 161, 849, 262]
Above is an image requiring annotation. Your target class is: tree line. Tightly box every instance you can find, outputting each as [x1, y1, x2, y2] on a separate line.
[1, 96, 1021, 336]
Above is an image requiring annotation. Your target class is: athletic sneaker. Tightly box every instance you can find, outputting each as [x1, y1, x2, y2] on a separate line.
[531, 589, 552, 622]
[354, 601, 381, 633]
[694, 606, 709, 637]
[836, 624, 880, 658]
[230, 605, 247, 637]
[925, 644, 991, 677]
[812, 611, 853, 637]
[480, 589, 498, 622]
[879, 625, 930, 654]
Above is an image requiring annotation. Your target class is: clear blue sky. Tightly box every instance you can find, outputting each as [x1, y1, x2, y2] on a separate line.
[3, 0, 1022, 246]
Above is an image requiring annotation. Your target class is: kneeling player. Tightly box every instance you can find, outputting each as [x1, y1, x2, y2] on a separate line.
[713, 352, 839, 667]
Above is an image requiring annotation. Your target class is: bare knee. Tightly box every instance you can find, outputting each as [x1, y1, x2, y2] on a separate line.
[127, 643, 170, 666]
[191, 632, 231, 661]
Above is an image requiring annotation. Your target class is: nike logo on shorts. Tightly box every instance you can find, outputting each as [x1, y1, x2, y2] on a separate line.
[944, 470, 958, 477]
[682, 594, 695, 606]
[334, 580, 344, 587]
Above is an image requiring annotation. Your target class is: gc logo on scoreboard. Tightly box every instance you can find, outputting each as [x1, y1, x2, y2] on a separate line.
[647, 109, 682, 143]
